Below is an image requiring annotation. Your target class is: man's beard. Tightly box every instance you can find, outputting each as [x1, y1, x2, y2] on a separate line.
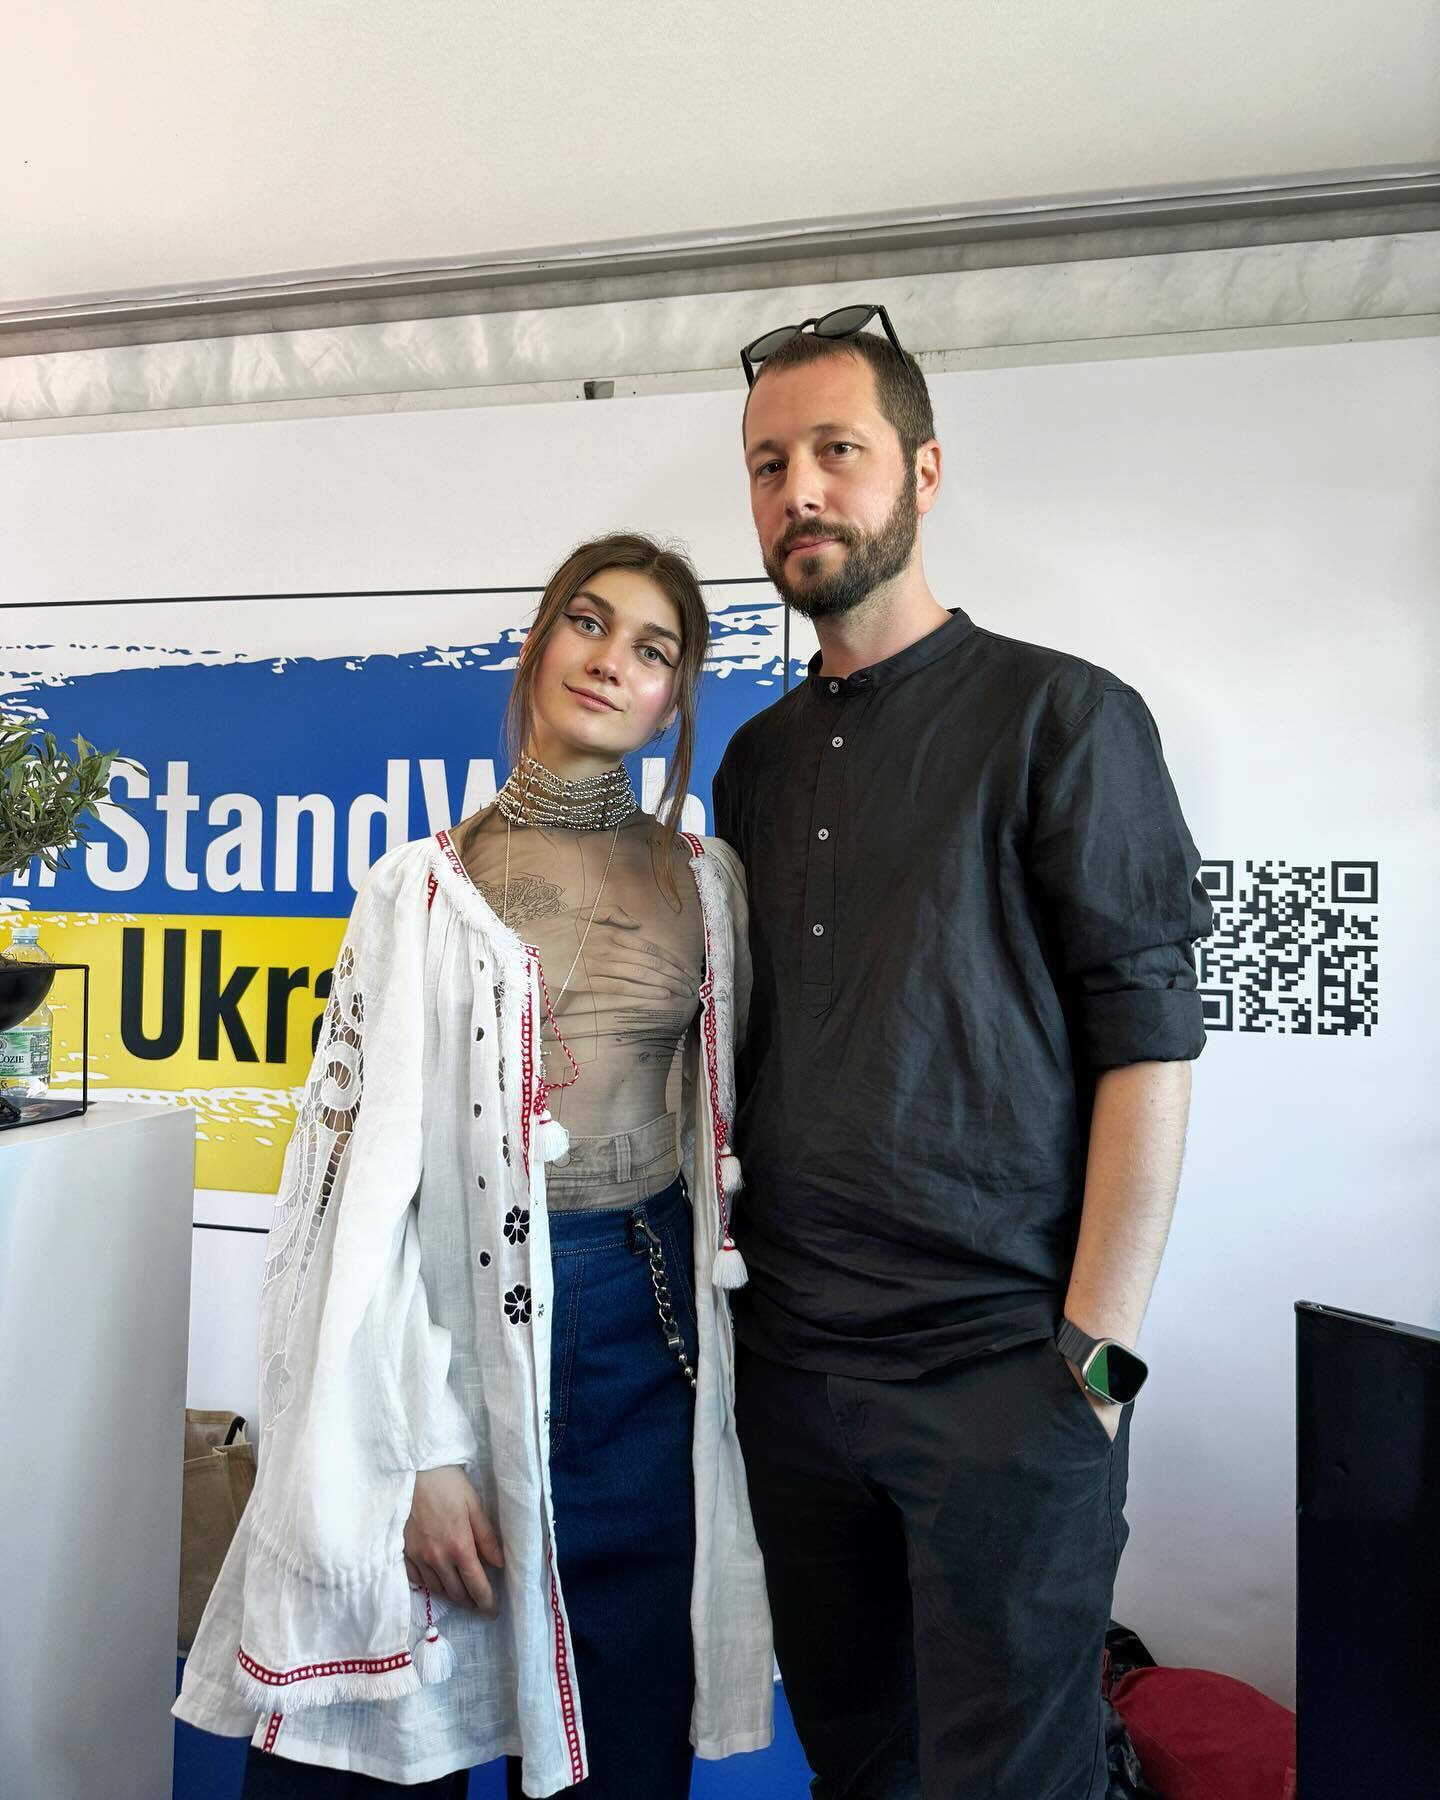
[763, 466, 918, 619]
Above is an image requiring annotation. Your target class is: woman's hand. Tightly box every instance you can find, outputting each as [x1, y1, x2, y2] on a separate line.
[404, 1466, 505, 1617]
[583, 905, 700, 1004]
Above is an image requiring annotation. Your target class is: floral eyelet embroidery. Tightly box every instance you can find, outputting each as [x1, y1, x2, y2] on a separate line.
[503, 1285, 532, 1325]
[504, 1207, 530, 1245]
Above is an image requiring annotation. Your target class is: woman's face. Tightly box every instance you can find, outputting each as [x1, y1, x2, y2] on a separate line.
[526, 566, 685, 774]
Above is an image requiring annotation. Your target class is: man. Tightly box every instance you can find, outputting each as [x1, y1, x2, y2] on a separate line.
[712, 306, 1212, 1800]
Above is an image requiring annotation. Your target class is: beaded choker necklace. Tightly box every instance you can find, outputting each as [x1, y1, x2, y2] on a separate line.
[495, 752, 638, 831]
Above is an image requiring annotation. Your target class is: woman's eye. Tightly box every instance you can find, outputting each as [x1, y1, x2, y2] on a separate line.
[568, 613, 600, 633]
[639, 645, 673, 667]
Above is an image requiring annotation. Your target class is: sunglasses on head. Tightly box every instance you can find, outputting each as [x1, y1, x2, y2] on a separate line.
[739, 303, 905, 388]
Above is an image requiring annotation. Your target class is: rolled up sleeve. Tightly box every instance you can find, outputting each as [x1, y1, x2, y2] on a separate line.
[1029, 684, 1212, 1070]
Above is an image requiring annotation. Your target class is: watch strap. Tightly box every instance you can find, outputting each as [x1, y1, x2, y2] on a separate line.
[1056, 1317, 1099, 1367]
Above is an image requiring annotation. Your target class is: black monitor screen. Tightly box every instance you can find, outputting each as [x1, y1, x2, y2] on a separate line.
[1296, 1301, 1440, 1794]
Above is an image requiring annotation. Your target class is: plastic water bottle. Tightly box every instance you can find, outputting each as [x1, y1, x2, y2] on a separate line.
[0, 923, 54, 1100]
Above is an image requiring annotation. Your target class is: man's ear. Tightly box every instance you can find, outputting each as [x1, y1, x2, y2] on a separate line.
[915, 438, 942, 515]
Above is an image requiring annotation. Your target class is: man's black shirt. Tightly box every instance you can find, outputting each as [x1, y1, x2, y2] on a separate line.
[712, 608, 1212, 1377]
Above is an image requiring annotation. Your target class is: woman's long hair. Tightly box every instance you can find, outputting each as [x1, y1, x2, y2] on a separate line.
[504, 532, 709, 894]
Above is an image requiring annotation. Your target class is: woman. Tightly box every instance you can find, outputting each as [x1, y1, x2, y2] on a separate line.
[175, 533, 773, 1797]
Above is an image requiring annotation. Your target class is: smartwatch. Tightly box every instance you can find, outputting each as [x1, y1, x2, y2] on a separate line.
[1056, 1318, 1148, 1406]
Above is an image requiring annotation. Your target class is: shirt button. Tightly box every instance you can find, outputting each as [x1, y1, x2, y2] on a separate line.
[812, 923, 825, 937]
[831, 735, 844, 749]
[817, 828, 830, 841]
[828, 680, 840, 693]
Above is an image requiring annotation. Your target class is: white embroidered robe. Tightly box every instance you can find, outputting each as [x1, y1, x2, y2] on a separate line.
[174, 832, 773, 1793]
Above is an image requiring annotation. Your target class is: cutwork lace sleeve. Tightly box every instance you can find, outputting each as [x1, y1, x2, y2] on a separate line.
[262, 942, 363, 1346]
[258, 894, 476, 1469]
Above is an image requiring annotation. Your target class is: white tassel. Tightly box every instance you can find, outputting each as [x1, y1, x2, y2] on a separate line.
[413, 1623, 457, 1685]
[535, 1110, 570, 1163]
[712, 1234, 748, 1290]
[713, 1144, 746, 1285]
[412, 1585, 458, 1687]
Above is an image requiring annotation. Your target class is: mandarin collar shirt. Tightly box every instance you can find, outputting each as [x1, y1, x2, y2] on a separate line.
[713, 608, 1212, 1377]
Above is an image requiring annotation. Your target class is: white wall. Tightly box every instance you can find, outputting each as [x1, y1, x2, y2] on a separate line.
[3, 335, 1438, 1708]
[4, 0, 1437, 304]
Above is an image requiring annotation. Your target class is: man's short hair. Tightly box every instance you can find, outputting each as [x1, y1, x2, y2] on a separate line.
[746, 330, 936, 460]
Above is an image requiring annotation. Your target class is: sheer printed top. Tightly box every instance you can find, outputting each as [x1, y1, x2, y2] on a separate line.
[453, 806, 705, 1207]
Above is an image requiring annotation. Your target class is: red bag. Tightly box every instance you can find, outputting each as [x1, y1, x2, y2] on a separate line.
[1108, 1667, 1297, 1800]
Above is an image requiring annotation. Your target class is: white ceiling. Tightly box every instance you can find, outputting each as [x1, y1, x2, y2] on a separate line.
[4, 0, 1437, 308]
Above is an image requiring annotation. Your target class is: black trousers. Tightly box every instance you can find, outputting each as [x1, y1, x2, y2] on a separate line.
[735, 1336, 1131, 1800]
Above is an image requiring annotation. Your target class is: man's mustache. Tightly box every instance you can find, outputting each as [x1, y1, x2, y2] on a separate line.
[770, 524, 856, 560]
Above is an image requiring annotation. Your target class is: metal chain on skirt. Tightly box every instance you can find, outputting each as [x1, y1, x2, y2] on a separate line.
[630, 1211, 698, 1393]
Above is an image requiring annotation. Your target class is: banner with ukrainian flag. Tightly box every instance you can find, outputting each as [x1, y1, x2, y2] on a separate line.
[1, 586, 786, 1192]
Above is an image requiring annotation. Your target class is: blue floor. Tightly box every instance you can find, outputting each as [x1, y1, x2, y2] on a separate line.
[174, 1664, 815, 1797]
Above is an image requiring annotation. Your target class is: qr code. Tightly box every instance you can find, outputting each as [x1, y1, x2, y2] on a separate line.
[1196, 861, 1378, 1037]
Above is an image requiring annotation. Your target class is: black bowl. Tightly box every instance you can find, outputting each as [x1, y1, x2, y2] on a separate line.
[0, 956, 56, 1032]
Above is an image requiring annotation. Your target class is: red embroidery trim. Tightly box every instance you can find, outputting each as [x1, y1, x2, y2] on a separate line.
[548, 1550, 584, 1784]
[237, 1647, 413, 1687]
[519, 955, 536, 1175]
[262, 1713, 283, 1753]
[426, 871, 438, 911]
[433, 828, 469, 886]
[679, 835, 733, 1248]
[439, 826, 545, 1176]
[701, 974, 731, 1236]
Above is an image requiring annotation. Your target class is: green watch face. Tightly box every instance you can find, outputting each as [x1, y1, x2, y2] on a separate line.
[1088, 1342, 1147, 1405]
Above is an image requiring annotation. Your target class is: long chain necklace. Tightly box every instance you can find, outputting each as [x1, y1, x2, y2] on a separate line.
[502, 816, 621, 1015]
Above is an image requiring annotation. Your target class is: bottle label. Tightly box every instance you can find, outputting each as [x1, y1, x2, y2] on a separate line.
[0, 1028, 50, 1079]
